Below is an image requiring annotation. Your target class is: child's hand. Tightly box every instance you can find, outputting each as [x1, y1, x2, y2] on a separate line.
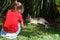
[22, 26, 26, 28]
[20, 22, 26, 28]
[23, 26, 26, 28]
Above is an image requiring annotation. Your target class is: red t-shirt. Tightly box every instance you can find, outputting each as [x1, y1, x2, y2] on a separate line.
[3, 10, 23, 33]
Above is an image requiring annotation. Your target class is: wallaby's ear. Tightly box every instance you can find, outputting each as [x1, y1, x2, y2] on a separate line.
[27, 14, 32, 20]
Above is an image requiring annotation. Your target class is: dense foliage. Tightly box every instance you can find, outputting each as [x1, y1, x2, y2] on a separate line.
[0, 0, 60, 23]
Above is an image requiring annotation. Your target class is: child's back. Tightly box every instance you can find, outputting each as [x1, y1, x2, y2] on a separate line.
[3, 10, 23, 33]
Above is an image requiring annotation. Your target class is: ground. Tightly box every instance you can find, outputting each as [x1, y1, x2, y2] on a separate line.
[0, 18, 60, 40]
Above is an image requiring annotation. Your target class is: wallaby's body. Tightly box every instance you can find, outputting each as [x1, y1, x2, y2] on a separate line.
[26, 17, 49, 29]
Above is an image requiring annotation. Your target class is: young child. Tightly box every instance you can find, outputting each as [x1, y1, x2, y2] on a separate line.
[0, 1, 25, 39]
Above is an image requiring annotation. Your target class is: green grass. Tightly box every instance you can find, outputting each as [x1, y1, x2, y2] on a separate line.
[0, 24, 60, 40]
[0, 18, 60, 40]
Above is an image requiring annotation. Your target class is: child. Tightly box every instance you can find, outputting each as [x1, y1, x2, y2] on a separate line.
[0, 1, 25, 39]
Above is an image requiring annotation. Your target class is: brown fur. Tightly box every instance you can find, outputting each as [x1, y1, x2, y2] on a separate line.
[26, 15, 50, 29]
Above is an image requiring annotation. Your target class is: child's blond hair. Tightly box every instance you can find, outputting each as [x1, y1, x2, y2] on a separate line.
[12, 1, 24, 13]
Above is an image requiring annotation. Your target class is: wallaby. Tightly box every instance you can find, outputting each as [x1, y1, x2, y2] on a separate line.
[26, 15, 50, 29]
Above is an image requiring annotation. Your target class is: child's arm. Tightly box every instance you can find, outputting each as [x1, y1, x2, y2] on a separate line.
[20, 21, 25, 28]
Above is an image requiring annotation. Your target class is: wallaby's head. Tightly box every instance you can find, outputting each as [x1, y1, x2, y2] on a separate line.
[26, 14, 33, 23]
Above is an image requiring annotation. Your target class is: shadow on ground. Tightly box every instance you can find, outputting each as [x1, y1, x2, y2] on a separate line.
[35, 24, 60, 34]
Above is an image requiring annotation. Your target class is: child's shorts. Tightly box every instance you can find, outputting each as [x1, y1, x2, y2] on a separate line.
[0, 23, 21, 39]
